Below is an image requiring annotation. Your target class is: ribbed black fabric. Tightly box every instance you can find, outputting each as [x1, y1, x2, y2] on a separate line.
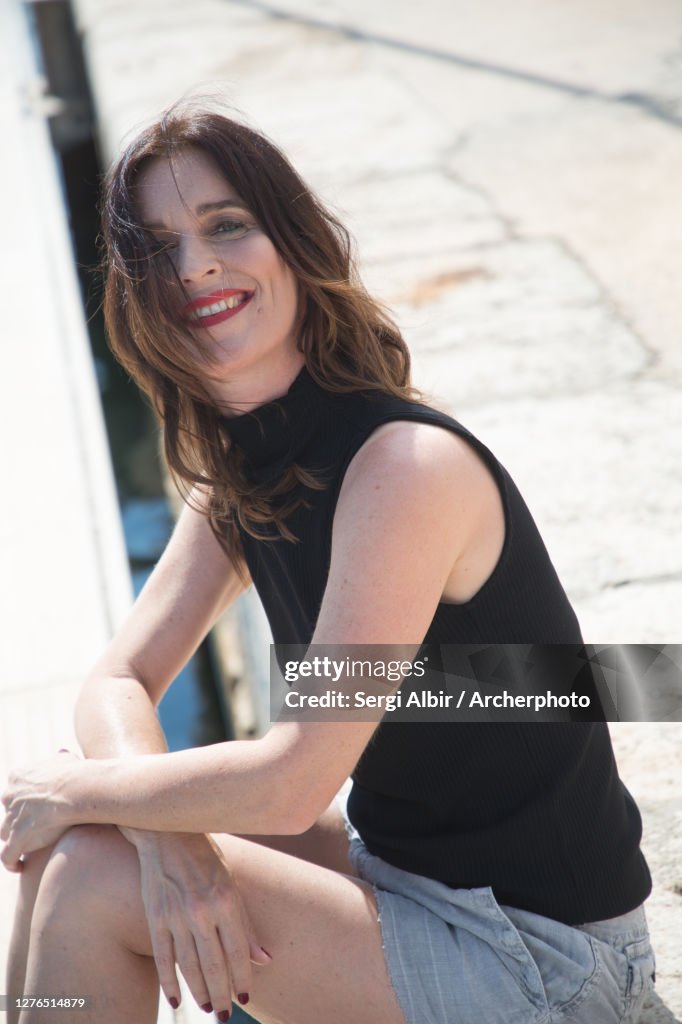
[221, 367, 651, 925]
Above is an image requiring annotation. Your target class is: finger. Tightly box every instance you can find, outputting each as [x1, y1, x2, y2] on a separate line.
[174, 931, 215, 1013]
[0, 815, 10, 842]
[149, 925, 181, 1011]
[243, 902, 273, 966]
[1, 837, 24, 873]
[191, 926, 233, 1017]
[1, 859, 24, 874]
[249, 939, 273, 965]
[58, 749, 82, 761]
[217, 912, 252, 1012]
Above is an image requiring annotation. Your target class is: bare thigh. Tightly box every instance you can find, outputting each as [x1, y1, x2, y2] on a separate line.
[48, 825, 405, 1024]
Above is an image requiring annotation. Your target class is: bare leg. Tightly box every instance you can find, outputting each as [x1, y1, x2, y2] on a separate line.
[5, 847, 55, 1024]
[18, 823, 405, 1024]
[20, 826, 159, 1024]
[6, 802, 352, 1016]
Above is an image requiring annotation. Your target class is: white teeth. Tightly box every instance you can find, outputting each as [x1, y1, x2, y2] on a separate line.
[189, 293, 247, 320]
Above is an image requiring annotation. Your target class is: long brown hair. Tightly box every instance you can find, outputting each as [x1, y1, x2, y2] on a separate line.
[101, 101, 420, 564]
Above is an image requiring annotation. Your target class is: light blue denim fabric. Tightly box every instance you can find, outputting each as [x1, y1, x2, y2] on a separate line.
[348, 837, 655, 1024]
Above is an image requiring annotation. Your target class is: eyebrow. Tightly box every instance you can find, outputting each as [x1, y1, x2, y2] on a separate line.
[143, 199, 247, 230]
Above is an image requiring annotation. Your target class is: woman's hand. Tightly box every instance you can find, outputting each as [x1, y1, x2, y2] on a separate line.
[1, 751, 83, 871]
[132, 830, 271, 1015]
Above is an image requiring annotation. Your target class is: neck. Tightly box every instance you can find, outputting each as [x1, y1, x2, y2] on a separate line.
[209, 350, 306, 417]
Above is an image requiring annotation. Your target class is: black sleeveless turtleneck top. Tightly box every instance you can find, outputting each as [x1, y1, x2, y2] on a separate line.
[221, 368, 651, 925]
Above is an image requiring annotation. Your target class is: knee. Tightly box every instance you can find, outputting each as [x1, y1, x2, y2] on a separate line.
[16, 842, 58, 903]
[53, 823, 127, 872]
[53, 823, 124, 861]
[36, 825, 136, 918]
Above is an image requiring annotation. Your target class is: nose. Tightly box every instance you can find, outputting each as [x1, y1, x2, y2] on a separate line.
[177, 232, 221, 285]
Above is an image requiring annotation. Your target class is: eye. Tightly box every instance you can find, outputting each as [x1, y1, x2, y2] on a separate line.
[209, 219, 251, 241]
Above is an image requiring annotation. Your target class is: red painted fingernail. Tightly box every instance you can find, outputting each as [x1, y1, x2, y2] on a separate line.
[217, 1012, 231, 1022]
[238, 993, 249, 1005]
[260, 946, 273, 959]
[201, 1004, 213, 1013]
[169, 996, 179, 1009]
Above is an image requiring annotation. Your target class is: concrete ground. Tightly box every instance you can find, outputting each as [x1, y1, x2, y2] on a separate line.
[3, 0, 680, 1020]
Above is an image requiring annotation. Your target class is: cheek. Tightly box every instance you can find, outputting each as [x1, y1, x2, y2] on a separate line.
[280, 267, 300, 312]
[266, 262, 298, 317]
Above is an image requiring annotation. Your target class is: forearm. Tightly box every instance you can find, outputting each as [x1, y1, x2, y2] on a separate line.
[75, 672, 168, 759]
[75, 673, 173, 851]
[67, 736, 299, 837]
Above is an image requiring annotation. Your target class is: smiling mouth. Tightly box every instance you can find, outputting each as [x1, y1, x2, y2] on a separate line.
[183, 290, 254, 327]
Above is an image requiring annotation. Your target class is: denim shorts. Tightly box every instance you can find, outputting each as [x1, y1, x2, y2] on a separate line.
[348, 838, 656, 1024]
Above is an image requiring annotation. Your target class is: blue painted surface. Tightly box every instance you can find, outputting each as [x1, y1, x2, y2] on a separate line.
[122, 498, 228, 752]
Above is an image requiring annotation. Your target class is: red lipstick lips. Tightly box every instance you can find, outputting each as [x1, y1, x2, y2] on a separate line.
[182, 288, 254, 328]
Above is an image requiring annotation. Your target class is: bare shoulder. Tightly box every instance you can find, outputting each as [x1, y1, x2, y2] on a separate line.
[340, 418, 499, 516]
[313, 418, 505, 643]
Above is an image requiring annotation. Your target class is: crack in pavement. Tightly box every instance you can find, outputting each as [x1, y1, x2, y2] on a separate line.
[227, 0, 682, 129]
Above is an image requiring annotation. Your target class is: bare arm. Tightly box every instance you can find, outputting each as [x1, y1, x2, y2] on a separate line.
[75, 486, 247, 761]
[72, 487, 247, 863]
[52, 423, 487, 837]
[1, 423, 496, 1015]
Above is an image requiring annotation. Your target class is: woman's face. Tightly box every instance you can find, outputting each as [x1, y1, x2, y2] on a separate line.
[135, 148, 303, 408]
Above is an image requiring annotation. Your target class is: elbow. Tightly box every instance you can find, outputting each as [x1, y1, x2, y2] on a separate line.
[254, 730, 339, 836]
[264, 790, 317, 836]
[264, 774, 328, 836]
[289, 798, 325, 835]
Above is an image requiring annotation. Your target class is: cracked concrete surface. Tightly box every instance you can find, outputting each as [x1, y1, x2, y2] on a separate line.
[69, 0, 682, 1017]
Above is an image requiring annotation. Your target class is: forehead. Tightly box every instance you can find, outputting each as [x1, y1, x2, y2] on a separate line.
[135, 148, 241, 225]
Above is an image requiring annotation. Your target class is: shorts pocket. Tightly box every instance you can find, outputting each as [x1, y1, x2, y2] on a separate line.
[624, 938, 656, 998]
[479, 890, 551, 1016]
[494, 900, 602, 1018]
[622, 937, 656, 1022]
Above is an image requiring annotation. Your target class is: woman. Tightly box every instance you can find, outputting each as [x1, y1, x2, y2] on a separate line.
[2, 105, 655, 1024]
